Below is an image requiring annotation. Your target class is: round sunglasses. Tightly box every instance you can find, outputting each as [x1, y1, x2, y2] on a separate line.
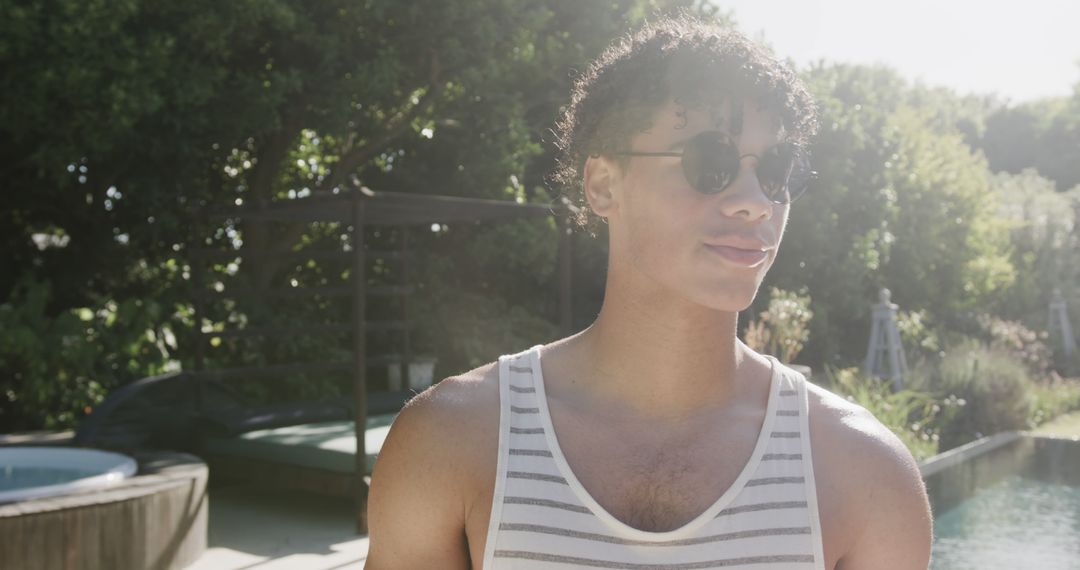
[615, 131, 816, 204]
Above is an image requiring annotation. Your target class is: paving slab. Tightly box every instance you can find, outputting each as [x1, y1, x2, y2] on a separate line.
[186, 485, 369, 570]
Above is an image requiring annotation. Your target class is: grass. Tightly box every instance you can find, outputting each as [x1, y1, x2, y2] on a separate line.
[1034, 410, 1080, 438]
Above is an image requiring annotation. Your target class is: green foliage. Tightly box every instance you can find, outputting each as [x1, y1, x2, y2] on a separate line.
[895, 309, 941, 359]
[824, 339, 1080, 462]
[1028, 378, 1080, 429]
[765, 63, 1015, 369]
[823, 366, 960, 462]
[979, 94, 1080, 192]
[3, 1, 1077, 435]
[985, 169, 1080, 372]
[0, 278, 175, 431]
[974, 313, 1054, 379]
[907, 341, 1034, 450]
[882, 107, 1016, 316]
[1, 0, 702, 429]
[743, 287, 813, 364]
[0, 0, 691, 305]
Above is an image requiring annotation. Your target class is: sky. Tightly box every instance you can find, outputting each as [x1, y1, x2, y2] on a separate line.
[714, 0, 1080, 104]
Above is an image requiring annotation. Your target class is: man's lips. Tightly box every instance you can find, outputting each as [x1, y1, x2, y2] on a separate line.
[703, 243, 770, 266]
[699, 237, 777, 268]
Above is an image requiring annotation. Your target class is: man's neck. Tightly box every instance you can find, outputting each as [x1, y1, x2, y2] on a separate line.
[545, 275, 756, 421]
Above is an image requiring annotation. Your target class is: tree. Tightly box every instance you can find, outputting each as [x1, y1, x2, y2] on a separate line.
[763, 63, 1014, 368]
[976, 72, 1080, 192]
[988, 169, 1080, 328]
[1, 0, 708, 430]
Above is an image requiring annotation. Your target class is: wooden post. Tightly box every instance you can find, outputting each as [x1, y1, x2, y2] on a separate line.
[190, 221, 207, 414]
[351, 195, 370, 535]
[400, 226, 411, 388]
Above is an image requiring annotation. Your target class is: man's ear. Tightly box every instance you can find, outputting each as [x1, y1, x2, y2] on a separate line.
[583, 155, 620, 219]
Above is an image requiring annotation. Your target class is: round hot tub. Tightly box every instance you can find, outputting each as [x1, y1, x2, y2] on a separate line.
[0, 447, 207, 570]
[0, 447, 137, 503]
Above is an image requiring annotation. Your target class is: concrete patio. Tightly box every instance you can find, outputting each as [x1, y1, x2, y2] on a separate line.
[186, 484, 369, 570]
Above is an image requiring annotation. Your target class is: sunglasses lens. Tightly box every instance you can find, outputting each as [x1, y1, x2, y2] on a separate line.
[761, 143, 813, 203]
[684, 133, 739, 194]
[758, 143, 793, 201]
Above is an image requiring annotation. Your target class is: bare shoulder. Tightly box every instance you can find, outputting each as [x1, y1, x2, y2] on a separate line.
[804, 381, 932, 569]
[365, 361, 501, 569]
[804, 381, 925, 491]
[380, 359, 501, 490]
[403, 360, 501, 429]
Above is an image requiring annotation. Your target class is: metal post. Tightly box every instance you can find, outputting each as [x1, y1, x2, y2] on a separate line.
[351, 195, 369, 535]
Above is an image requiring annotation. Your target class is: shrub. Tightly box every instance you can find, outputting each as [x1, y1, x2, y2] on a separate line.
[744, 287, 813, 364]
[0, 277, 176, 431]
[908, 340, 1034, 450]
[1028, 377, 1080, 428]
[895, 309, 941, 360]
[975, 313, 1054, 379]
[823, 366, 960, 462]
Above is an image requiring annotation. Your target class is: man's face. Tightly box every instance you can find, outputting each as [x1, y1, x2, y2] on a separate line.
[598, 97, 790, 312]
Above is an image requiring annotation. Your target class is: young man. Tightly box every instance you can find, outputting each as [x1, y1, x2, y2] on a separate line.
[366, 17, 933, 570]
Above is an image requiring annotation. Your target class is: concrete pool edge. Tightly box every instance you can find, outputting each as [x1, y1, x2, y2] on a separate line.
[0, 450, 208, 570]
[919, 431, 1023, 478]
[919, 431, 1080, 476]
[920, 431, 1080, 516]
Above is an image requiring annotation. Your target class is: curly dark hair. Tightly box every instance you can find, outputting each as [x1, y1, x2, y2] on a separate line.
[550, 15, 820, 233]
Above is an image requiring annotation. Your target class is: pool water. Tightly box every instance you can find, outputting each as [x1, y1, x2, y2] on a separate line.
[932, 475, 1080, 569]
[0, 447, 137, 503]
[0, 466, 102, 492]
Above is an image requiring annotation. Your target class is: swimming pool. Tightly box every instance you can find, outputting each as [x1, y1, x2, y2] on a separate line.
[932, 475, 1080, 569]
[921, 433, 1080, 570]
[0, 446, 137, 503]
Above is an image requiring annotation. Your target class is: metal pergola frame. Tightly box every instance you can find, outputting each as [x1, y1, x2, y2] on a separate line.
[192, 189, 574, 533]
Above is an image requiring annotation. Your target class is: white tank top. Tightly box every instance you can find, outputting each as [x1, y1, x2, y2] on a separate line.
[481, 345, 827, 569]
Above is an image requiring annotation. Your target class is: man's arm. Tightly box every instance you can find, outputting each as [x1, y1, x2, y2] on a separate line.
[836, 411, 933, 569]
[365, 380, 476, 569]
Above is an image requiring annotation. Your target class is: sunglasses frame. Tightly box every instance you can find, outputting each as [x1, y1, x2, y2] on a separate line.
[614, 131, 816, 204]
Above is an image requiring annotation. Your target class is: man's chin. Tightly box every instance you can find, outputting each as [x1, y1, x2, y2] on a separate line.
[686, 287, 761, 313]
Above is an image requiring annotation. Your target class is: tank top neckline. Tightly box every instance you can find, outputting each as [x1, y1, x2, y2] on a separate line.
[525, 344, 783, 542]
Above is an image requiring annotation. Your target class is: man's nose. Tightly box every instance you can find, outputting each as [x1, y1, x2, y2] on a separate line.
[715, 157, 775, 221]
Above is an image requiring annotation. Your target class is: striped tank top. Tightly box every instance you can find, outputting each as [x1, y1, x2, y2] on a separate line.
[481, 345, 826, 570]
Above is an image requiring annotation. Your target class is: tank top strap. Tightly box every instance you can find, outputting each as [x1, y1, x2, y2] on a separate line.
[483, 346, 548, 567]
[769, 358, 827, 570]
[790, 364, 827, 569]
